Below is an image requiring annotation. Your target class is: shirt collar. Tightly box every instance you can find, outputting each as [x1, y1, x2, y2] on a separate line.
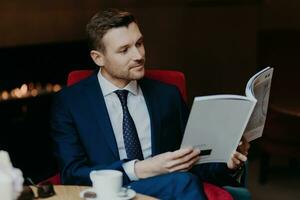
[97, 68, 139, 96]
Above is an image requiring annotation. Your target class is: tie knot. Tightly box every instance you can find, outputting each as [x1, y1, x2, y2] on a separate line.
[115, 90, 129, 106]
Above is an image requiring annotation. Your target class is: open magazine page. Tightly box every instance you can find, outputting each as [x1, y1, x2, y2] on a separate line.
[243, 67, 273, 141]
[181, 95, 256, 164]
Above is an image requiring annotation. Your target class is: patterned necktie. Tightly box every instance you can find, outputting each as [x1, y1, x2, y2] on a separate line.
[115, 90, 144, 160]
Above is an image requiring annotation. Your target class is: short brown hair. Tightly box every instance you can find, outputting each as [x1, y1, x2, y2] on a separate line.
[86, 9, 137, 52]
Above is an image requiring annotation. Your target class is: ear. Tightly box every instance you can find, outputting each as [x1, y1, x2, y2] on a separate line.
[90, 50, 105, 67]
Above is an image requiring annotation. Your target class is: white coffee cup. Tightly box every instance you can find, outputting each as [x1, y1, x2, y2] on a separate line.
[89, 169, 123, 200]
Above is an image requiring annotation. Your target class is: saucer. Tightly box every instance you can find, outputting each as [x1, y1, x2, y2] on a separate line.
[80, 187, 136, 200]
[117, 188, 136, 200]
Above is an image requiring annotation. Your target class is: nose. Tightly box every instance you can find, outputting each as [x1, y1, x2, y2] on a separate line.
[131, 47, 143, 61]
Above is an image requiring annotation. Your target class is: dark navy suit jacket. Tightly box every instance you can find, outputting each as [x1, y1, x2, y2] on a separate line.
[51, 71, 234, 186]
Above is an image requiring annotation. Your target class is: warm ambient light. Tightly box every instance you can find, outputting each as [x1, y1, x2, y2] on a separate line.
[53, 84, 62, 92]
[1, 91, 9, 100]
[0, 83, 63, 101]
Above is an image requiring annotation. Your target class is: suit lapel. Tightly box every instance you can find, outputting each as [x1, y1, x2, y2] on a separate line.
[139, 78, 161, 156]
[83, 73, 120, 159]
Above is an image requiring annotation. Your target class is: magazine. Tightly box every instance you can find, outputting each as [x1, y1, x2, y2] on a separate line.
[180, 67, 273, 164]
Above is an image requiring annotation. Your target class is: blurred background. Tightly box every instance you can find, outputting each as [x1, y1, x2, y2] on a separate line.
[0, 0, 299, 199]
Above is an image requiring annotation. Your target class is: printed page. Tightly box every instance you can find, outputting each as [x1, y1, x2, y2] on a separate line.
[181, 95, 256, 164]
[244, 67, 273, 141]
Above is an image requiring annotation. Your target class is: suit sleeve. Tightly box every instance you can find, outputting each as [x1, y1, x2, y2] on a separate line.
[50, 92, 131, 185]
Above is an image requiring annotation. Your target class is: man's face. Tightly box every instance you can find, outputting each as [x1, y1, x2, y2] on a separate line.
[92, 22, 145, 88]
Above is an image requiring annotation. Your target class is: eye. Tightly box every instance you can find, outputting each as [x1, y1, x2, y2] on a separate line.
[136, 39, 144, 48]
[119, 48, 128, 54]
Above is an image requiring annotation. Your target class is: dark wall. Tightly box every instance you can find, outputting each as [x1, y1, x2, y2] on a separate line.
[257, 0, 300, 100]
[0, 95, 56, 182]
[0, 41, 96, 182]
[0, 0, 259, 98]
[0, 0, 101, 47]
[0, 41, 95, 91]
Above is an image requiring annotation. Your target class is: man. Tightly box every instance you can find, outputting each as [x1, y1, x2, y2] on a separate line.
[50, 9, 249, 199]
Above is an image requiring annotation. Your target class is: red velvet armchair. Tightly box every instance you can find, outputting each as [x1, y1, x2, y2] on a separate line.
[44, 69, 236, 200]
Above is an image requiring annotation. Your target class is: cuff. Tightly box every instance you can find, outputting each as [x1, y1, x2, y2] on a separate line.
[122, 159, 139, 181]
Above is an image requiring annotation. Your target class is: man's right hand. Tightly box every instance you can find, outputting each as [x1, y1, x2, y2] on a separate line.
[134, 147, 200, 179]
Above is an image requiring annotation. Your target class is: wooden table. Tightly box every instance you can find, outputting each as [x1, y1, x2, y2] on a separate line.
[32, 185, 157, 200]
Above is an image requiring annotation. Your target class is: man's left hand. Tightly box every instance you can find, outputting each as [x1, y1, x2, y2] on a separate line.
[227, 136, 250, 170]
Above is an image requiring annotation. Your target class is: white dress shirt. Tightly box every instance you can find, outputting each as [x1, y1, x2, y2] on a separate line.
[97, 69, 152, 180]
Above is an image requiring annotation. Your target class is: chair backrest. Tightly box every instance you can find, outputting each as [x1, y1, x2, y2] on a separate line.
[67, 69, 187, 102]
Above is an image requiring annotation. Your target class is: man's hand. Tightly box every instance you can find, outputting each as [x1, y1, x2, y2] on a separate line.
[227, 136, 250, 170]
[135, 147, 200, 179]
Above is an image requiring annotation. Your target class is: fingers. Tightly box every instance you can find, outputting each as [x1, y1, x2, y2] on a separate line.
[168, 155, 200, 172]
[228, 151, 247, 170]
[237, 136, 250, 155]
[231, 156, 241, 167]
[139, 148, 201, 178]
[164, 148, 200, 169]
[233, 151, 247, 162]
[171, 147, 194, 159]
